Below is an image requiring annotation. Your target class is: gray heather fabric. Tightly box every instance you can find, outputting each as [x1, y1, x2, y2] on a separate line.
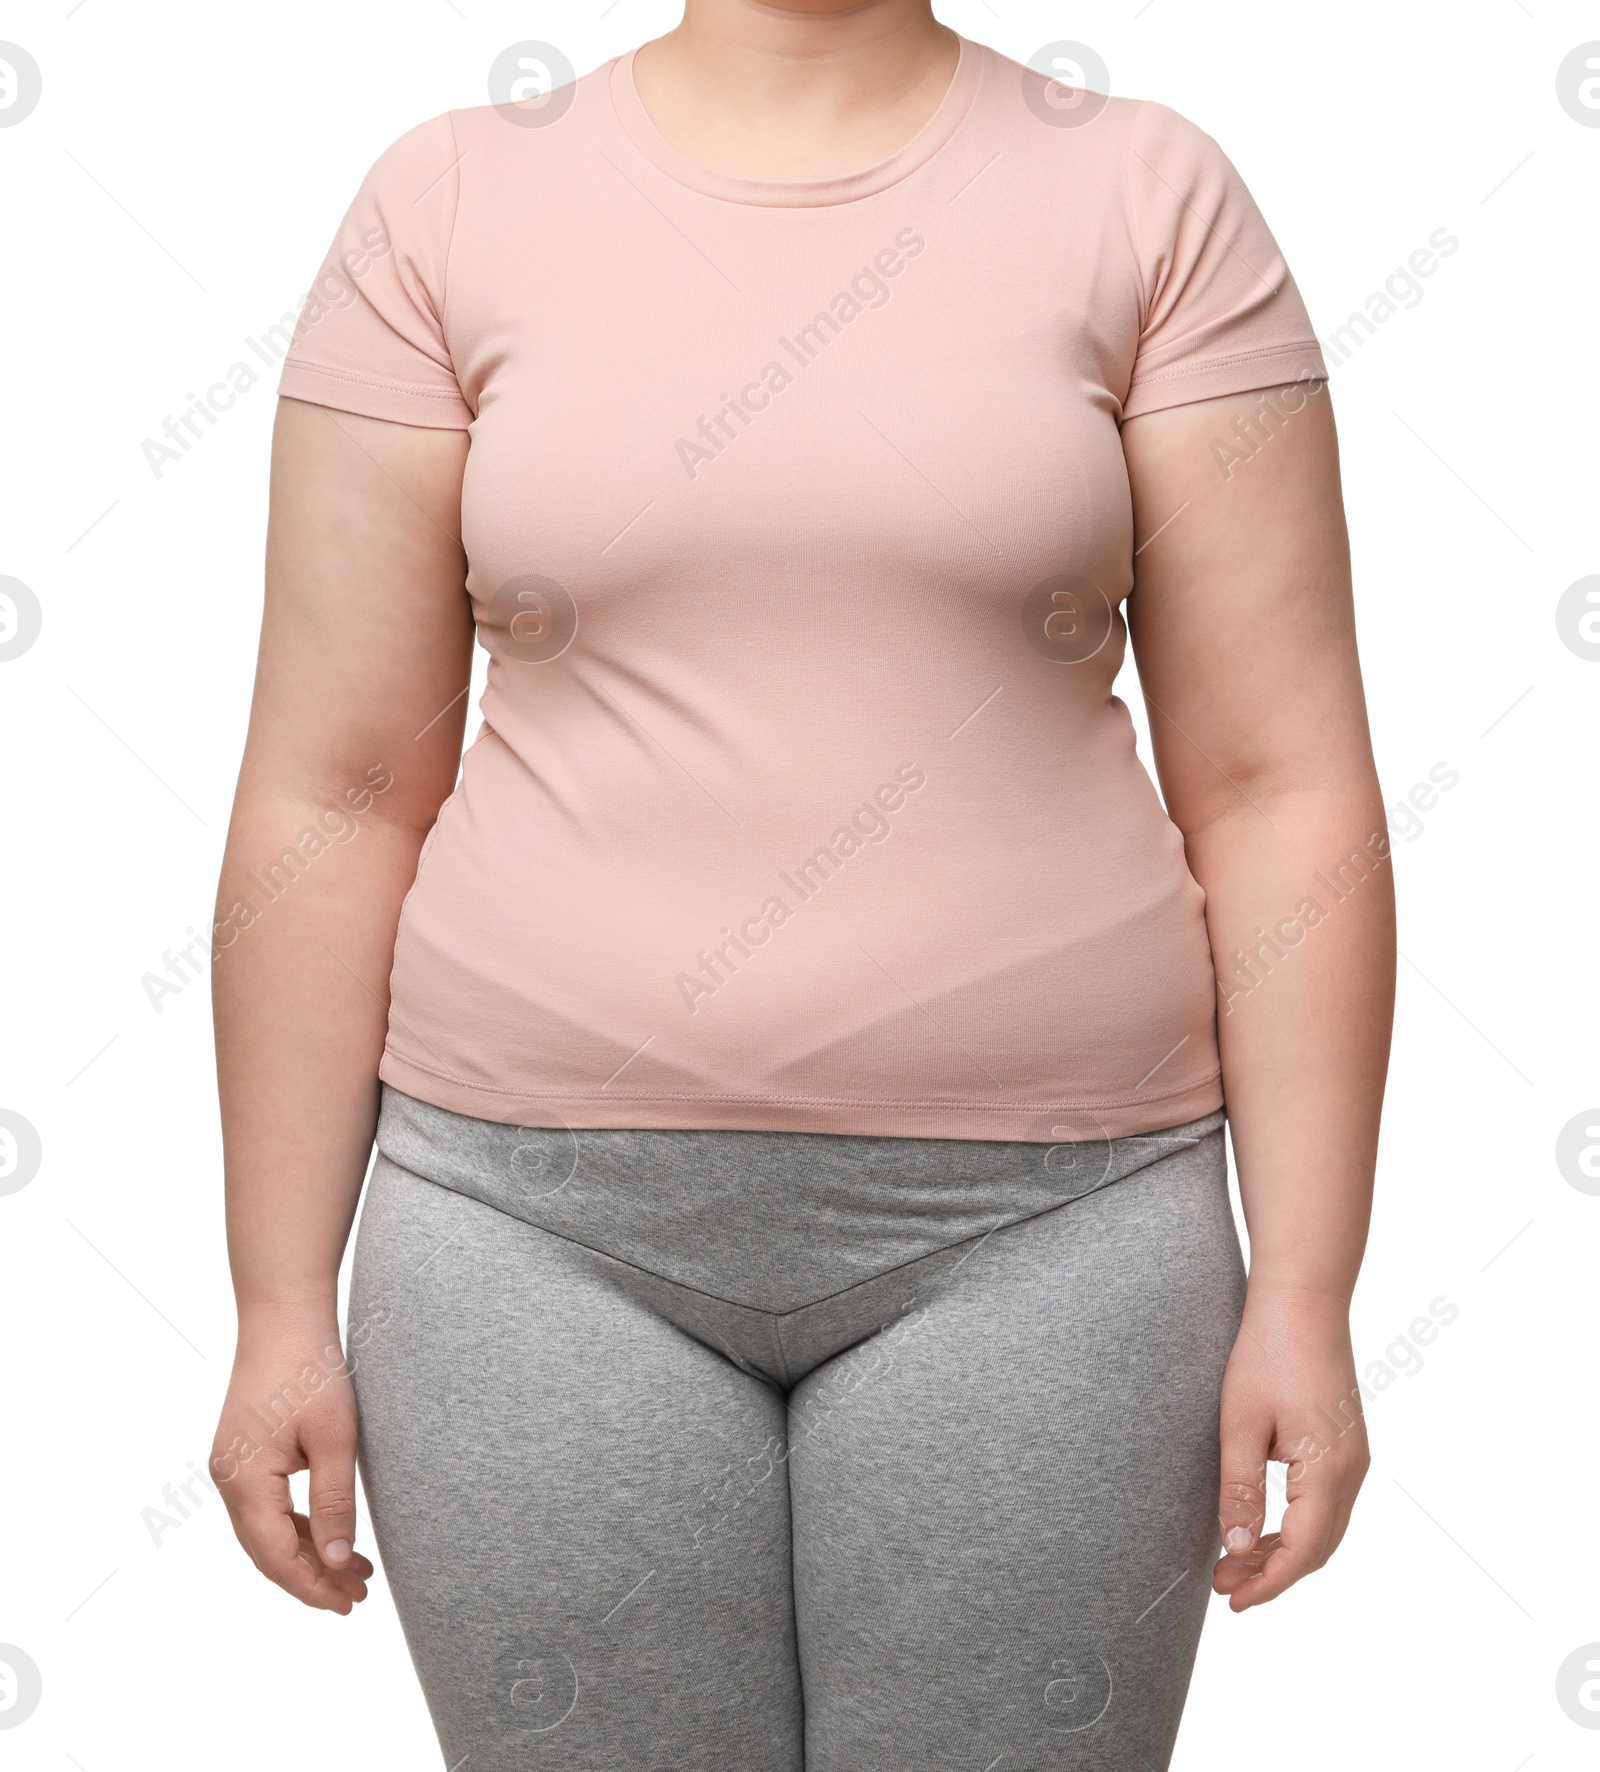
[348, 1086, 1244, 1771]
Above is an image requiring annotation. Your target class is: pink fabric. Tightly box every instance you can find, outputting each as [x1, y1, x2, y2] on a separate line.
[279, 36, 1325, 1140]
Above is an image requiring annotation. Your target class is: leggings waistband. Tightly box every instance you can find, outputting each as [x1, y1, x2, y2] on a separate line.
[375, 1085, 1227, 1316]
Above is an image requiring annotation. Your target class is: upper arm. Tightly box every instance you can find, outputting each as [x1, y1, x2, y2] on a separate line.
[239, 396, 473, 833]
[1113, 100, 1373, 833]
[1121, 383, 1374, 835]
[240, 112, 477, 833]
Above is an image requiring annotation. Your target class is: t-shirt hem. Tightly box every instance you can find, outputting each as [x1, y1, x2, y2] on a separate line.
[1122, 340, 1327, 420]
[278, 359, 474, 430]
[378, 1048, 1226, 1143]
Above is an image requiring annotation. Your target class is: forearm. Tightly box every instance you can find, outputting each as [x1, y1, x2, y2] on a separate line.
[1185, 784, 1396, 1305]
[213, 792, 430, 1317]
[1122, 387, 1381, 1606]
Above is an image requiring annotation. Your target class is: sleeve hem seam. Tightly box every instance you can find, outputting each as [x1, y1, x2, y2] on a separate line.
[280, 358, 470, 403]
[1128, 338, 1325, 391]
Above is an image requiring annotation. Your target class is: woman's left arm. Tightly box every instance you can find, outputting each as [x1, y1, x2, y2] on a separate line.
[1122, 382, 1396, 1612]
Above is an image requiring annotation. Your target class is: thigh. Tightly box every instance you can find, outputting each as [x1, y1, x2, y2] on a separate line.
[348, 1154, 804, 1771]
[786, 1127, 1245, 1772]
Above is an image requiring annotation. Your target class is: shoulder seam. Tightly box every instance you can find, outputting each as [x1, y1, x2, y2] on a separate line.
[440, 109, 464, 342]
[1122, 99, 1151, 333]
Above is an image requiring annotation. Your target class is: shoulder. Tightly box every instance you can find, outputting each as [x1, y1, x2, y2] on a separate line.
[357, 108, 462, 184]
[350, 48, 616, 195]
[434, 53, 619, 162]
[975, 42, 1229, 182]
[1119, 96, 1238, 182]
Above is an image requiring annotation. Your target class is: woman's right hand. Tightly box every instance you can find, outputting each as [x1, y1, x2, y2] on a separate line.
[210, 1301, 374, 1615]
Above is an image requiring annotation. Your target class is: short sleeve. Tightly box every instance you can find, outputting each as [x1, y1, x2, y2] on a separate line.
[1121, 102, 1325, 420]
[277, 112, 473, 429]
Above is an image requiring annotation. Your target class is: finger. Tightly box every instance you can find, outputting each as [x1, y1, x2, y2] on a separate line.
[226, 1463, 363, 1614]
[1215, 1408, 1271, 1568]
[291, 1515, 372, 1606]
[1226, 1460, 1340, 1611]
[304, 1415, 360, 1571]
[234, 1477, 340, 1608]
[1212, 1530, 1278, 1594]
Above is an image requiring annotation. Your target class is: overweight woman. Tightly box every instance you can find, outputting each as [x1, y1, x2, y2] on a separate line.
[210, 2, 1395, 1766]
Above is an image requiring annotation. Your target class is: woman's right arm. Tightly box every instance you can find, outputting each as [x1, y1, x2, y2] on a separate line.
[210, 395, 472, 1612]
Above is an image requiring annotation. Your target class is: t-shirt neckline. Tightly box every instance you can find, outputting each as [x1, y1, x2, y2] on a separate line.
[608, 34, 983, 208]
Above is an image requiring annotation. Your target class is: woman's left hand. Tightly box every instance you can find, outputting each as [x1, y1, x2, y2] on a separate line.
[1212, 1283, 1370, 1611]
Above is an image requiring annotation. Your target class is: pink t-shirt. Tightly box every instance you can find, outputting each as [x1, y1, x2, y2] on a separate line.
[279, 36, 1325, 1141]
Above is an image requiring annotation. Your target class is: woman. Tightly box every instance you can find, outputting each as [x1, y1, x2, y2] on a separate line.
[210, 2, 1394, 1766]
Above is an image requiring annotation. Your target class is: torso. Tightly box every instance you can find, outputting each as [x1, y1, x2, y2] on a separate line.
[282, 36, 1322, 1138]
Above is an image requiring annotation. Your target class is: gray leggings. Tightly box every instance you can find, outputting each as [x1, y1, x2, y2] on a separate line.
[348, 1086, 1244, 1771]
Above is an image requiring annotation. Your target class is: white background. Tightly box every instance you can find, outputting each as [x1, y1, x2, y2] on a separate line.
[0, 0, 1595, 1766]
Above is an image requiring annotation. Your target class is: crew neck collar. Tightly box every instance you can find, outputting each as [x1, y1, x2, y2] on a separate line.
[608, 35, 983, 208]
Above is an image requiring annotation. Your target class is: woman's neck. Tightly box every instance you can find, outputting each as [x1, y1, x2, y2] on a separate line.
[630, 1, 959, 183]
